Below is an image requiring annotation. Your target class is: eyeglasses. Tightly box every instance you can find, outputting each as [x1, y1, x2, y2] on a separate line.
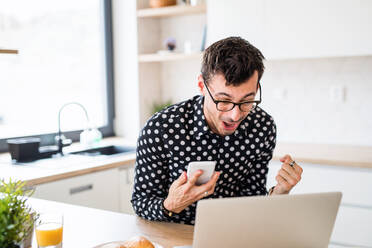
[203, 81, 262, 112]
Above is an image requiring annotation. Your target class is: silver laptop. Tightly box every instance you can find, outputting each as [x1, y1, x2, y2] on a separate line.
[192, 192, 342, 248]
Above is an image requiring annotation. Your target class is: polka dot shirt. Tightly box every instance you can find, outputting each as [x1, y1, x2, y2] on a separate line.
[132, 95, 276, 225]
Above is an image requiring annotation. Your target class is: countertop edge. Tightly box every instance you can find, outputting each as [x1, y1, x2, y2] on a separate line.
[25, 156, 136, 186]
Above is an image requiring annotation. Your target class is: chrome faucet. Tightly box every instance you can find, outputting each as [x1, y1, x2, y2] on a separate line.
[56, 102, 90, 155]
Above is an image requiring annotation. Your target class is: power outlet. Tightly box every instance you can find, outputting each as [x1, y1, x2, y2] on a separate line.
[329, 86, 346, 103]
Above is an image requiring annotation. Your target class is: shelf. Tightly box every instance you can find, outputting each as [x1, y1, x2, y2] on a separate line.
[138, 52, 202, 62]
[0, 49, 18, 54]
[137, 4, 206, 18]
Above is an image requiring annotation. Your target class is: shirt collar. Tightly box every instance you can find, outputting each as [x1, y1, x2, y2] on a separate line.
[192, 96, 210, 138]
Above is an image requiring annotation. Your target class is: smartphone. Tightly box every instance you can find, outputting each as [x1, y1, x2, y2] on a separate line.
[187, 161, 217, 186]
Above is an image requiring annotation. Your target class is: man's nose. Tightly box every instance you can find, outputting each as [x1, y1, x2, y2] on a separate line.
[229, 105, 242, 122]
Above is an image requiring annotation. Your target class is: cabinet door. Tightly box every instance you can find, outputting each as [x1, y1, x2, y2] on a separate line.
[206, 0, 266, 50]
[207, 0, 372, 59]
[330, 205, 372, 247]
[33, 169, 120, 212]
[267, 161, 372, 207]
[265, 0, 372, 59]
[268, 162, 372, 246]
[119, 165, 135, 214]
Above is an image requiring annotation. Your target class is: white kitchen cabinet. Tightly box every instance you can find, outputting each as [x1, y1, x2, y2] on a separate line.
[267, 161, 372, 247]
[265, 0, 372, 59]
[119, 165, 135, 214]
[267, 161, 372, 207]
[206, 0, 266, 53]
[207, 0, 372, 59]
[330, 205, 372, 247]
[33, 168, 120, 212]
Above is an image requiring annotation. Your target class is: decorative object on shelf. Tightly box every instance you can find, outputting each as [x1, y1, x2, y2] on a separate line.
[149, 0, 176, 8]
[0, 49, 18, 54]
[164, 37, 176, 51]
[182, 0, 199, 6]
[0, 179, 39, 248]
[151, 100, 173, 114]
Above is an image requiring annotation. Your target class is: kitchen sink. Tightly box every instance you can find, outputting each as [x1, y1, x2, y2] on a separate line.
[70, 145, 135, 156]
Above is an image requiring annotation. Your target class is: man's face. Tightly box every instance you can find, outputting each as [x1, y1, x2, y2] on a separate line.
[198, 71, 259, 136]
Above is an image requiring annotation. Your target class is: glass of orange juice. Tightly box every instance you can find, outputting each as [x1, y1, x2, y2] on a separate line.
[35, 213, 63, 248]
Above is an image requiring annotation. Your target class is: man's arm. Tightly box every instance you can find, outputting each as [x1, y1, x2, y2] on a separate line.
[131, 120, 171, 221]
[131, 116, 221, 222]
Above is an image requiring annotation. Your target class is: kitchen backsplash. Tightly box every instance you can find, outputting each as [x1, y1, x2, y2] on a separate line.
[161, 56, 372, 146]
[261, 56, 372, 146]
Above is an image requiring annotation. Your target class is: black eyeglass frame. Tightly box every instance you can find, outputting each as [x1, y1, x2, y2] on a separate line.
[203, 81, 262, 112]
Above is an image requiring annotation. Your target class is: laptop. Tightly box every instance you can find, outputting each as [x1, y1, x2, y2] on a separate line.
[190, 192, 342, 248]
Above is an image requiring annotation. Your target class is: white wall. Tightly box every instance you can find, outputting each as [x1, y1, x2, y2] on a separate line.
[111, 0, 140, 142]
[261, 56, 372, 146]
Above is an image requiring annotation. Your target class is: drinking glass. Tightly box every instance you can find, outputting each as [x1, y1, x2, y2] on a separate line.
[35, 213, 63, 248]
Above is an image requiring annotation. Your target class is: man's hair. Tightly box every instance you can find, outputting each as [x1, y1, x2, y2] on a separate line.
[201, 36, 265, 86]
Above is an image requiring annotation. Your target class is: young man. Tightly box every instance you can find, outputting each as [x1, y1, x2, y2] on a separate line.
[132, 37, 303, 225]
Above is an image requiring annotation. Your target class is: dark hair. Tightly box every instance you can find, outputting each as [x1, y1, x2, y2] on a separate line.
[201, 37, 265, 86]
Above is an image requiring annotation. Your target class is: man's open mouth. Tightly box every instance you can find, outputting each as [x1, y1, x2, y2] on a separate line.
[222, 121, 238, 131]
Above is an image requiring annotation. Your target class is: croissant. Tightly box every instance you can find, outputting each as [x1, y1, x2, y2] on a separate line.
[123, 236, 155, 248]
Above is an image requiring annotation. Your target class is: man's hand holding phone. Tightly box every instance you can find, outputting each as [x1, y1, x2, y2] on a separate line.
[163, 161, 220, 214]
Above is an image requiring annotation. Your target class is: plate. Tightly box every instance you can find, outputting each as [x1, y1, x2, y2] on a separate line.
[93, 241, 163, 248]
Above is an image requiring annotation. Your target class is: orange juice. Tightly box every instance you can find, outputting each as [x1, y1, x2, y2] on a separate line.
[36, 222, 63, 246]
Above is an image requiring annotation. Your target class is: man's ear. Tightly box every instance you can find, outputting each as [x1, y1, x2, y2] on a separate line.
[198, 75, 205, 96]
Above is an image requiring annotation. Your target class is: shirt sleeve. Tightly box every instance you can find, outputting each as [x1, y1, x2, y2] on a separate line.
[131, 118, 171, 221]
[240, 118, 277, 196]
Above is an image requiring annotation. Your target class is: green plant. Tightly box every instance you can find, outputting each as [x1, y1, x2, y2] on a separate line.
[0, 179, 38, 248]
[151, 100, 173, 114]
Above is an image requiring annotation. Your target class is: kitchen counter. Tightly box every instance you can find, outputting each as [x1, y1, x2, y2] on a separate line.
[1, 137, 371, 187]
[274, 143, 372, 169]
[0, 137, 136, 186]
[28, 197, 193, 248]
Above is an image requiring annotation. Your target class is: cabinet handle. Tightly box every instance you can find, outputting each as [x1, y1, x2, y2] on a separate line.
[24, 185, 36, 192]
[69, 184, 93, 195]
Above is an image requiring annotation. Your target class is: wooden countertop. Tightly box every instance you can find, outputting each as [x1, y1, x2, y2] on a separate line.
[273, 143, 372, 169]
[29, 197, 193, 248]
[1, 137, 371, 187]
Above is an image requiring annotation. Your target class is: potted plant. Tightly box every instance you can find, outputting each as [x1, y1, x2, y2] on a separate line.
[151, 100, 173, 114]
[0, 179, 38, 248]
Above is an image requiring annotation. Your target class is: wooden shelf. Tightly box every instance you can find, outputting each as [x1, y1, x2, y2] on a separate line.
[138, 52, 202, 62]
[137, 4, 206, 18]
[0, 49, 18, 54]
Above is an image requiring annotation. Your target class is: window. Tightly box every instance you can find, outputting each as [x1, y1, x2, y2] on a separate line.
[0, 0, 114, 152]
